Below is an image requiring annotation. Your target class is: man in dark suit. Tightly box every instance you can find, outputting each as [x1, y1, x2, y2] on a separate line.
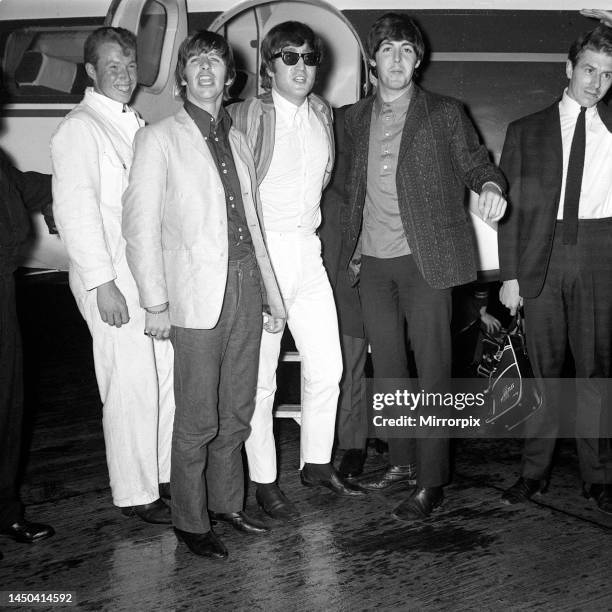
[342, 13, 506, 520]
[319, 105, 369, 479]
[0, 148, 55, 551]
[498, 25, 612, 514]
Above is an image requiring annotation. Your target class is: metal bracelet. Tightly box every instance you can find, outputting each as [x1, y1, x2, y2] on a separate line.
[145, 304, 169, 314]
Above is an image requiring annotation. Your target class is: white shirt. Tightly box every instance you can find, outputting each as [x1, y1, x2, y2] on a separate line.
[259, 89, 329, 233]
[557, 90, 612, 220]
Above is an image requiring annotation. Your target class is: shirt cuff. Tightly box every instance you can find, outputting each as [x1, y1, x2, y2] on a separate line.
[481, 181, 503, 195]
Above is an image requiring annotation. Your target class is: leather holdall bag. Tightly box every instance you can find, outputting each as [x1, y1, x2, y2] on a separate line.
[476, 312, 542, 434]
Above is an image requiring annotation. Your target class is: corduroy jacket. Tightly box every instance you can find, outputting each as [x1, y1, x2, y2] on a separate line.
[342, 85, 506, 290]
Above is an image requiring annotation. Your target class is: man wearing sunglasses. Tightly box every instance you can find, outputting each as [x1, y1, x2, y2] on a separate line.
[341, 13, 506, 521]
[230, 20, 365, 522]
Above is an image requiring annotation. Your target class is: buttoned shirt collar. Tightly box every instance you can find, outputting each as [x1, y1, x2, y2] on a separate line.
[373, 84, 413, 120]
[272, 88, 310, 125]
[184, 100, 232, 138]
[559, 88, 599, 122]
[557, 88, 612, 220]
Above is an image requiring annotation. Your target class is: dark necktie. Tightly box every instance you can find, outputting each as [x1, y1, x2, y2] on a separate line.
[562, 106, 586, 245]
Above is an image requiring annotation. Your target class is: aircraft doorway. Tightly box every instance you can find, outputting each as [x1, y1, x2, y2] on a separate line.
[209, 0, 368, 107]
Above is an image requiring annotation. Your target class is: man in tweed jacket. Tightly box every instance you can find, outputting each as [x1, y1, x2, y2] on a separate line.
[230, 21, 365, 522]
[342, 13, 506, 521]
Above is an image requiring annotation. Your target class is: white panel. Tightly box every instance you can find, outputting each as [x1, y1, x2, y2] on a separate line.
[187, 0, 610, 11]
[0, 116, 59, 173]
[0, 0, 110, 20]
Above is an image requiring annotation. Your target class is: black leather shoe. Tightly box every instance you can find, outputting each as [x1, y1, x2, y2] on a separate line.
[209, 511, 269, 535]
[583, 483, 612, 515]
[392, 486, 444, 521]
[159, 482, 171, 501]
[501, 477, 544, 505]
[301, 464, 366, 497]
[338, 449, 366, 479]
[256, 485, 299, 521]
[358, 464, 417, 491]
[1, 519, 55, 543]
[174, 528, 227, 559]
[121, 498, 171, 524]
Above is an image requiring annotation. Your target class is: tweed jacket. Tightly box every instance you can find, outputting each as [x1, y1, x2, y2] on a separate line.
[122, 107, 285, 330]
[342, 85, 507, 290]
[498, 98, 612, 298]
[228, 91, 335, 189]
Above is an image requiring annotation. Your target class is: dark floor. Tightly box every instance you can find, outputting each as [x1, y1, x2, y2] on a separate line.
[2, 273, 611, 611]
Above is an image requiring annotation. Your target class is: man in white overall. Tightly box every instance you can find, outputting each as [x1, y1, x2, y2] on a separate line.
[51, 27, 174, 523]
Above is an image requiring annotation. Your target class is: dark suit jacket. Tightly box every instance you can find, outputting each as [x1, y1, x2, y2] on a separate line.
[0, 148, 52, 274]
[342, 85, 506, 290]
[319, 105, 365, 338]
[498, 98, 612, 298]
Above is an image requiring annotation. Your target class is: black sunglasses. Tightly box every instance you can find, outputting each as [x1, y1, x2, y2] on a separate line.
[272, 50, 320, 67]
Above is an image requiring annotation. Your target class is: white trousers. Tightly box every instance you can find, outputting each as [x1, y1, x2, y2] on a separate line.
[245, 232, 342, 483]
[72, 259, 175, 507]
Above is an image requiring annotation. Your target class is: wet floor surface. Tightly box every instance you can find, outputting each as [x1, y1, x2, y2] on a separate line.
[2, 274, 611, 611]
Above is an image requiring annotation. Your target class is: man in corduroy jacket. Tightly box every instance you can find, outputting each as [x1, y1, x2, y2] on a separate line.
[342, 13, 507, 521]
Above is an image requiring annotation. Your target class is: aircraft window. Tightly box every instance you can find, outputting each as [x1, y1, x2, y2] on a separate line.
[2, 27, 97, 102]
[137, 0, 167, 88]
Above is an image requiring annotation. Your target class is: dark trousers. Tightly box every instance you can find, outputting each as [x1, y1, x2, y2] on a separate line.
[0, 272, 24, 528]
[522, 220, 612, 484]
[170, 257, 263, 533]
[360, 255, 451, 487]
[336, 334, 368, 451]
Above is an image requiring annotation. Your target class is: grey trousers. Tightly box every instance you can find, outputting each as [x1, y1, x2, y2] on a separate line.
[336, 334, 368, 451]
[170, 257, 263, 533]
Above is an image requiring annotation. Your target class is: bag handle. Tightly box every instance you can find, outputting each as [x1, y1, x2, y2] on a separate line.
[508, 309, 526, 336]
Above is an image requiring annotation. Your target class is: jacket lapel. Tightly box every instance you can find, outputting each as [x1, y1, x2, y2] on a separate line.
[398, 85, 426, 162]
[308, 94, 334, 183]
[539, 102, 563, 203]
[175, 108, 213, 162]
[598, 98, 612, 133]
[354, 98, 373, 197]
